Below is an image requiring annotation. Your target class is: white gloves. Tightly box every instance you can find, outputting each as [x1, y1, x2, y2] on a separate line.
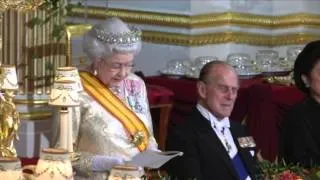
[92, 155, 125, 172]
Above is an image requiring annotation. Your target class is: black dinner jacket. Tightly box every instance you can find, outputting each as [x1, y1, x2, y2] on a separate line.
[165, 108, 260, 180]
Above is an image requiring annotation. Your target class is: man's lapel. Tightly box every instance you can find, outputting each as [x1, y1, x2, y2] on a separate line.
[193, 110, 238, 179]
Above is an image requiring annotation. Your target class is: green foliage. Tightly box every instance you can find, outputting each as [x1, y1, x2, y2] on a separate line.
[26, 17, 43, 27]
[27, 0, 81, 41]
[257, 159, 320, 180]
[52, 24, 65, 40]
[258, 159, 305, 177]
[310, 171, 320, 180]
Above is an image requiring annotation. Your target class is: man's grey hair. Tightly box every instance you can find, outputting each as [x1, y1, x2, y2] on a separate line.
[198, 60, 237, 83]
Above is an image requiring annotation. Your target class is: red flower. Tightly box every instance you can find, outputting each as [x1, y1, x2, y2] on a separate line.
[276, 170, 302, 180]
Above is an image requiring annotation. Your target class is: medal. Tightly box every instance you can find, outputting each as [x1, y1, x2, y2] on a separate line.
[238, 136, 256, 148]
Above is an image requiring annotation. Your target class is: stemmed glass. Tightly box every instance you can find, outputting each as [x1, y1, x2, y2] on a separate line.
[256, 50, 279, 72]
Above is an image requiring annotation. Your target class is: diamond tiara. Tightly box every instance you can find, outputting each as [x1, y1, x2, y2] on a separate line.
[95, 26, 142, 44]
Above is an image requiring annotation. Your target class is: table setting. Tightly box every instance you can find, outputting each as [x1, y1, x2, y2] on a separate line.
[159, 46, 303, 81]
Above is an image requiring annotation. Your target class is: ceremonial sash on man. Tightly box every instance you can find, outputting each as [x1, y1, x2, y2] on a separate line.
[80, 72, 149, 152]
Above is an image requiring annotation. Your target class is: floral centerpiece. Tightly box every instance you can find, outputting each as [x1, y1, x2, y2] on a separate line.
[258, 159, 320, 180]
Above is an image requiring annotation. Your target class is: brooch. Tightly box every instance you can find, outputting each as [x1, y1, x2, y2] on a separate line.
[131, 131, 145, 146]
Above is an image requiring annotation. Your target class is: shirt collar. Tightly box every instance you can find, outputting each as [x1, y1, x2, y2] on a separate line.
[196, 103, 230, 131]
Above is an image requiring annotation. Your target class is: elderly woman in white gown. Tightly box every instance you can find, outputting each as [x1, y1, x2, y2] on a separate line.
[51, 17, 159, 179]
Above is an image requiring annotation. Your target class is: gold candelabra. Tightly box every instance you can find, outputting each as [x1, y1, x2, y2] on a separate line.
[0, 65, 19, 157]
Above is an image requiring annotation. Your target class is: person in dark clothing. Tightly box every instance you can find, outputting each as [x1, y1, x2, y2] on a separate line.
[280, 40, 320, 168]
[165, 61, 260, 180]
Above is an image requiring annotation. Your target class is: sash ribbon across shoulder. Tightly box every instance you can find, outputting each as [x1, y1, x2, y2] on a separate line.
[80, 72, 149, 152]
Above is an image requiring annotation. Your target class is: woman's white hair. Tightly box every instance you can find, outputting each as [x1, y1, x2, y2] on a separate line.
[83, 17, 142, 62]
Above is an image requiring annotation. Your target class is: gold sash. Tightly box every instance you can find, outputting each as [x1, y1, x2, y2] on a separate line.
[80, 72, 149, 152]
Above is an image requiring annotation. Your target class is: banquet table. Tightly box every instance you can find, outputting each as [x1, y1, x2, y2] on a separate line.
[145, 75, 305, 161]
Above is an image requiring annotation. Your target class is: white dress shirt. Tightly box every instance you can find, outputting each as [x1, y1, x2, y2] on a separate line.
[197, 104, 238, 158]
[197, 104, 251, 180]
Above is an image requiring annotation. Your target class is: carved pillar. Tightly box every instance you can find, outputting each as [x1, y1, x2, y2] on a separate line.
[0, 0, 66, 157]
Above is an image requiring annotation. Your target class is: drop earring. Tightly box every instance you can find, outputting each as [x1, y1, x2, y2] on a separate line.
[301, 75, 310, 88]
[305, 82, 310, 88]
[93, 69, 98, 76]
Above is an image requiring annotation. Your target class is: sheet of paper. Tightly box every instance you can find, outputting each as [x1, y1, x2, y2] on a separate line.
[127, 150, 183, 169]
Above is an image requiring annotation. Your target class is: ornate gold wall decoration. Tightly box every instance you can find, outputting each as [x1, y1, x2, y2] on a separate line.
[0, 0, 44, 12]
[70, 6, 189, 27]
[66, 24, 320, 48]
[69, 6, 320, 29]
[143, 31, 319, 46]
[191, 13, 320, 29]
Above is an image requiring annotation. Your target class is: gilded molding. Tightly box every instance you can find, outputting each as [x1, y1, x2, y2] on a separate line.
[193, 13, 320, 29]
[65, 24, 92, 65]
[19, 111, 52, 120]
[69, 6, 189, 27]
[65, 24, 92, 37]
[65, 24, 319, 47]
[15, 99, 48, 105]
[142, 31, 319, 46]
[69, 6, 320, 29]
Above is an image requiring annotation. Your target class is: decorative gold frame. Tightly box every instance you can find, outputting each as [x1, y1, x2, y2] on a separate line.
[70, 6, 320, 29]
[65, 24, 92, 65]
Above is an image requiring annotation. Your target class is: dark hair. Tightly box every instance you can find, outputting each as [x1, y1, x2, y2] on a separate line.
[293, 40, 320, 93]
[198, 60, 234, 82]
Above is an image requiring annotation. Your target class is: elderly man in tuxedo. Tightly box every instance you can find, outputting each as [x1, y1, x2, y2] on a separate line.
[166, 61, 260, 180]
